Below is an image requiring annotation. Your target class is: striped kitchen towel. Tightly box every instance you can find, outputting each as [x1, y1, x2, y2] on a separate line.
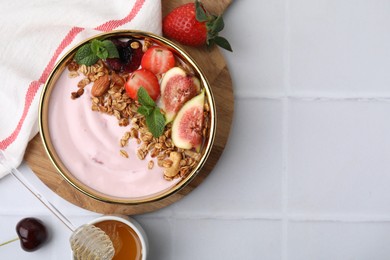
[0, 0, 162, 177]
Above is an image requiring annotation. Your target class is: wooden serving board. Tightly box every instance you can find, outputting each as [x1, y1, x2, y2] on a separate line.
[24, 0, 234, 215]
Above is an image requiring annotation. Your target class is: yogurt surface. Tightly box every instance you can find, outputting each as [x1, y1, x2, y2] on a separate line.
[48, 70, 180, 198]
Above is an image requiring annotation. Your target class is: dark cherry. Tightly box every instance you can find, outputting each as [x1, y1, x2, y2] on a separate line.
[16, 217, 48, 252]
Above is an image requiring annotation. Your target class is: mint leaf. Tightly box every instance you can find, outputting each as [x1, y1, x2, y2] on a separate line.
[91, 39, 109, 59]
[90, 39, 119, 60]
[137, 87, 156, 107]
[146, 109, 166, 137]
[74, 38, 120, 65]
[137, 106, 154, 116]
[102, 40, 119, 59]
[136, 87, 166, 137]
[74, 43, 99, 65]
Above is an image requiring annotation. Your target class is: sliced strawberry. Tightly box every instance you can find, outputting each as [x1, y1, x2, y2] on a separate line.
[141, 46, 176, 75]
[125, 69, 160, 101]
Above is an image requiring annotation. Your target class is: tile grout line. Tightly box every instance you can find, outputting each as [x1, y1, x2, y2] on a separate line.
[5, 211, 390, 223]
[168, 217, 176, 259]
[138, 214, 285, 220]
[287, 214, 390, 223]
[235, 95, 390, 102]
[282, 0, 291, 258]
[281, 97, 289, 260]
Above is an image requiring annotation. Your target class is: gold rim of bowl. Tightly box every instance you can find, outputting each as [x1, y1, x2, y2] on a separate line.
[39, 30, 217, 205]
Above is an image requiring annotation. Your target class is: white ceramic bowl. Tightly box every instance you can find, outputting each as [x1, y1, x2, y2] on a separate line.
[40, 30, 216, 205]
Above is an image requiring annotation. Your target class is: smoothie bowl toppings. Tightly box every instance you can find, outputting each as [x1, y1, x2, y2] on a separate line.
[39, 31, 216, 203]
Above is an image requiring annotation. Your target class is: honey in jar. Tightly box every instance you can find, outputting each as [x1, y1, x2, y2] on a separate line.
[94, 220, 142, 260]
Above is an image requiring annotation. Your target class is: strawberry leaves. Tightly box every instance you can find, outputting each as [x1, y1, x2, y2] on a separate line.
[210, 36, 232, 52]
[210, 15, 225, 33]
[195, 0, 208, 22]
[195, 0, 232, 52]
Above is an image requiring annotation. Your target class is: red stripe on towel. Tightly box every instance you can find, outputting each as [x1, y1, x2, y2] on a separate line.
[0, 27, 84, 150]
[0, 80, 41, 150]
[95, 0, 146, 31]
[0, 0, 146, 150]
[39, 27, 85, 84]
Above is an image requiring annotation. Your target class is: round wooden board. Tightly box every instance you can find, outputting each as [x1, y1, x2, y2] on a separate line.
[24, 0, 234, 215]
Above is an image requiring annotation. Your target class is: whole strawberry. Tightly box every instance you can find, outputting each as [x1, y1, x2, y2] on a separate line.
[163, 0, 232, 51]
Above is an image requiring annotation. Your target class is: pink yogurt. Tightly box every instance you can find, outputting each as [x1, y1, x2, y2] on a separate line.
[48, 69, 180, 198]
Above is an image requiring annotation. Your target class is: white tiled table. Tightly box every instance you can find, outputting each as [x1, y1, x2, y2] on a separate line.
[2, 0, 390, 259]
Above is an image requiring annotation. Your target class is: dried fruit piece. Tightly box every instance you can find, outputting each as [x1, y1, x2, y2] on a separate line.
[105, 38, 144, 73]
[91, 74, 110, 97]
[159, 67, 200, 123]
[171, 91, 204, 150]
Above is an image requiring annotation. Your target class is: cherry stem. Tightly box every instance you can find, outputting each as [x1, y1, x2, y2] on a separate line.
[0, 237, 19, 247]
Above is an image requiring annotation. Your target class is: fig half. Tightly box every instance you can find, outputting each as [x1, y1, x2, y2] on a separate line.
[159, 67, 200, 123]
[172, 91, 205, 151]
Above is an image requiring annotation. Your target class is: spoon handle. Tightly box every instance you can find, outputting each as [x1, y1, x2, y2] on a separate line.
[0, 150, 75, 232]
